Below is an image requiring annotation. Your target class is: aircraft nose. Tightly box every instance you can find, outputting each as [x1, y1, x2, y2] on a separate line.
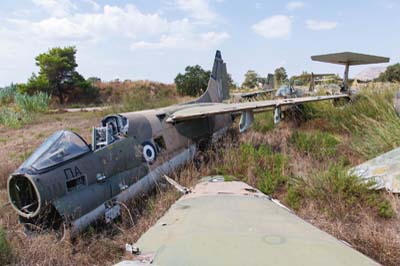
[8, 174, 41, 218]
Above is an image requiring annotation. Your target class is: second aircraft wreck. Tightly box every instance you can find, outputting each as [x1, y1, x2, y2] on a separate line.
[7, 51, 350, 235]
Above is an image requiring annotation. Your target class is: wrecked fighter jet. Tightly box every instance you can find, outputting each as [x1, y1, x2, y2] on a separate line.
[7, 51, 350, 235]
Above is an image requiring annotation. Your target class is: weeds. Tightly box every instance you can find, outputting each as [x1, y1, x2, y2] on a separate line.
[0, 84, 17, 104]
[0, 227, 11, 265]
[14, 92, 50, 113]
[0, 82, 399, 266]
[253, 112, 274, 133]
[0, 92, 50, 128]
[289, 130, 339, 160]
[120, 87, 177, 112]
[217, 143, 289, 194]
[0, 108, 32, 128]
[286, 164, 395, 218]
[303, 84, 400, 159]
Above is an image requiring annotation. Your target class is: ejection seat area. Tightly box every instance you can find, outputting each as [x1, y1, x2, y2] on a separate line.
[92, 114, 129, 150]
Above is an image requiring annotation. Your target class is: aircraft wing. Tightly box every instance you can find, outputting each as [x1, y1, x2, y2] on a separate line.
[115, 177, 379, 266]
[167, 94, 349, 123]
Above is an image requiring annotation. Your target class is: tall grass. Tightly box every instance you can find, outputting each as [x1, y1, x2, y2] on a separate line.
[286, 164, 394, 218]
[216, 142, 290, 194]
[303, 83, 400, 159]
[0, 84, 17, 104]
[0, 108, 32, 128]
[14, 92, 50, 113]
[0, 92, 50, 128]
[289, 130, 339, 160]
[0, 227, 11, 265]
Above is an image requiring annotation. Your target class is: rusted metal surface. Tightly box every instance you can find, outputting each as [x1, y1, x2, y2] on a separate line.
[117, 177, 379, 266]
[351, 148, 400, 193]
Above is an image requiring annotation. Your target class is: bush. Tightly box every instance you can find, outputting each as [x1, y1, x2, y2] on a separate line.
[217, 143, 289, 195]
[0, 84, 17, 104]
[67, 78, 100, 104]
[377, 199, 395, 218]
[14, 92, 50, 113]
[18, 73, 50, 95]
[289, 130, 339, 160]
[120, 86, 178, 112]
[377, 63, 400, 82]
[253, 112, 275, 133]
[302, 84, 400, 159]
[290, 164, 395, 218]
[0, 108, 32, 128]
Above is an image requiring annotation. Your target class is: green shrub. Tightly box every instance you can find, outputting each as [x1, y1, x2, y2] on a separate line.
[0, 227, 11, 265]
[0, 108, 32, 128]
[377, 199, 395, 218]
[218, 143, 289, 195]
[291, 164, 395, 218]
[286, 184, 301, 210]
[253, 112, 274, 133]
[14, 92, 50, 113]
[302, 84, 400, 159]
[0, 84, 17, 104]
[289, 130, 339, 160]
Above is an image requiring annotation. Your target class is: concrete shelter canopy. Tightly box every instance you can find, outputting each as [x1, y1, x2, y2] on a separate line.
[311, 52, 390, 66]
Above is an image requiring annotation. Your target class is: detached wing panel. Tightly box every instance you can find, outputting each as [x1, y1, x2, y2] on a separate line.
[167, 94, 349, 122]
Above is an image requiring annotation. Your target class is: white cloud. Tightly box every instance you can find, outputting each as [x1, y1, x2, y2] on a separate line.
[0, 2, 230, 85]
[131, 31, 229, 50]
[306, 19, 338, 30]
[32, 0, 77, 17]
[286, 1, 305, 10]
[5, 4, 229, 50]
[174, 0, 218, 23]
[10, 5, 183, 41]
[252, 15, 292, 39]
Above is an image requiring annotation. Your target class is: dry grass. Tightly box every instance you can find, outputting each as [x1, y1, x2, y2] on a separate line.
[1, 83, 400, 265]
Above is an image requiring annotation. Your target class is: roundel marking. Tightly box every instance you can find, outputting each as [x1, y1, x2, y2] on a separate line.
[142, 141, 156, 163]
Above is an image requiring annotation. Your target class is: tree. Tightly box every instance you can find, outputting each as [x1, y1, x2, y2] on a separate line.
[35, 46, 78, 104]
[377, 64, 400, 82]
[87, 77, 102, 84]
[226, 73, 237, 91]
[242, 70, 258, 89]
[175, 65, 211, 97]
[17, 73, 50, 94]
[290, 71, 311, 86]
[274, 67, 288, 87]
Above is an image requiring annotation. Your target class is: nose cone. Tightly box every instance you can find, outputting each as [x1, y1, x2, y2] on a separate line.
[8, 174, 42, 218]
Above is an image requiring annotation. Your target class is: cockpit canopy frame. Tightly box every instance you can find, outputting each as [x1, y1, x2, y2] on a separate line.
[19, 130, 90, 172]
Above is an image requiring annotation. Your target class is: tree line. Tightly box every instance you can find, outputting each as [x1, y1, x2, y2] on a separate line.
[7, 46, 400, 103]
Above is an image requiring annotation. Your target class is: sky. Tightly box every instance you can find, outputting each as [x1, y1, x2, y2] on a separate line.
[0, 0, 399, 87]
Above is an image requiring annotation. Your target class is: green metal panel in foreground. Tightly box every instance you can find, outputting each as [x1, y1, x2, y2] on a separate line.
[117, 178, 379, 266]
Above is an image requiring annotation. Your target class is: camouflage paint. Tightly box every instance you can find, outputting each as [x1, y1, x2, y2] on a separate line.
[351, 147, 400, 193]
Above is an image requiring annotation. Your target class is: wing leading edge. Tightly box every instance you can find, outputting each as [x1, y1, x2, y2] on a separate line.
[167, 94, 349, 123]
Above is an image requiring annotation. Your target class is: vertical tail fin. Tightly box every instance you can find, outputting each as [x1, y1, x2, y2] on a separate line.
[196, 50, 230, 103]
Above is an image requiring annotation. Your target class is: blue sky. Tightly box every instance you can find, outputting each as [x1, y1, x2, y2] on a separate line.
[0, 0, 399, 87]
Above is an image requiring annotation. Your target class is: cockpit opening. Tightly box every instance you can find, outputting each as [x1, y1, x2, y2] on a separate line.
[92, 114, 129, 150]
